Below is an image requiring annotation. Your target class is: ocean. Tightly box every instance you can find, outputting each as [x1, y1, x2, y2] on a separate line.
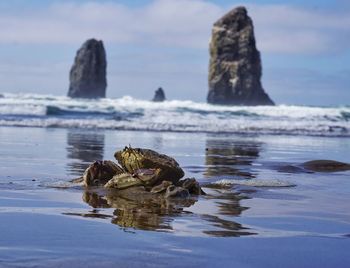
[0, 93, 349, 136]
[0, 93, 349, 267]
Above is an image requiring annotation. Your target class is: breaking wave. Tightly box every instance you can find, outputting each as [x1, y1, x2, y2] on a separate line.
[0, 93, 349, 137]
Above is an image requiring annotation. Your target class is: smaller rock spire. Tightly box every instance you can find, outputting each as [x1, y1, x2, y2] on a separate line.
[152, 87, 166, 102]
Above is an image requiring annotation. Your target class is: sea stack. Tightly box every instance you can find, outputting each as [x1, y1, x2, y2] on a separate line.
[207, 7, 274, 106]
[68, 39, 107, 98]
[152, 87, 166, 102]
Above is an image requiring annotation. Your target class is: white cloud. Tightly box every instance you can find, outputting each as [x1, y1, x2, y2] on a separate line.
[248, 4, 350, 54]
[0, 0, 349, 54]
[0, 0, 222, 48]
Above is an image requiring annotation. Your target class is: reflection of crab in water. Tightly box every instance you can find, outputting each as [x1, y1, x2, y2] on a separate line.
[75, 146, 205, 198]
[78, 187, 255, 237]
[82, 188, 198, 230]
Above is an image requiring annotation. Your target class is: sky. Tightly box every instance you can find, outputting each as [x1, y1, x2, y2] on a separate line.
[0, 0, 349, 106]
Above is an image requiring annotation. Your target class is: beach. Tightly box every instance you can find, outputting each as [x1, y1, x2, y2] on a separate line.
[0, 0, 349, 266]
[1, 126, 349, 267]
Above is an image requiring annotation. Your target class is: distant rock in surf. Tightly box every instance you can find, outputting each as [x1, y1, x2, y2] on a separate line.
[207, 6, 274, 106]
[152, 87, 166, 102]
[301, 160, 350, 172]
[68, 39, 107, 98]
[0, 93, 4, 98]
[276, 160, 350, 174]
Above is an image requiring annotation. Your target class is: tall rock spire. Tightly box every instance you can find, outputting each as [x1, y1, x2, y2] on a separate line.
[207, 7, 274, 106]
[68, 39, 107, 98]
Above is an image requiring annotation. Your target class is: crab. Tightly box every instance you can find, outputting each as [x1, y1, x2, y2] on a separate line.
[114, 146, 184, 184]
[82, 160, 124, 187]
[78, 146, 205, 196]
[104, 168, 162, 190]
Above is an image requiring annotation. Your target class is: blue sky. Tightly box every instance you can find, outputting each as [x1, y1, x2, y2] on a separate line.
[0, 0, 349, 106]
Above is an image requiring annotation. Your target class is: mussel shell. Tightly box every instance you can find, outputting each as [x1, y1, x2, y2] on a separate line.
[104, 173, 143, 189]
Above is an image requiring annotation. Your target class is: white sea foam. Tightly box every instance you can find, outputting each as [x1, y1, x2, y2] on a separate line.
[211, 179, 296, 187]
[0, 93, 349, 136]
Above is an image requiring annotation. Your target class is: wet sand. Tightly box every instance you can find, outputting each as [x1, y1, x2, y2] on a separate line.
[0, 127, 350, 267]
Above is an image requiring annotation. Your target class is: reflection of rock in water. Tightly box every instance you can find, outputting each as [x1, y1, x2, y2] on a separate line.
[66, 131, 105, 177]
[78, 188, 254, 237]
[201, 214, 253, 237]
[207, 190, 249, 216]
[202, 189, 254, 236]
[204, 139, 261, 178]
